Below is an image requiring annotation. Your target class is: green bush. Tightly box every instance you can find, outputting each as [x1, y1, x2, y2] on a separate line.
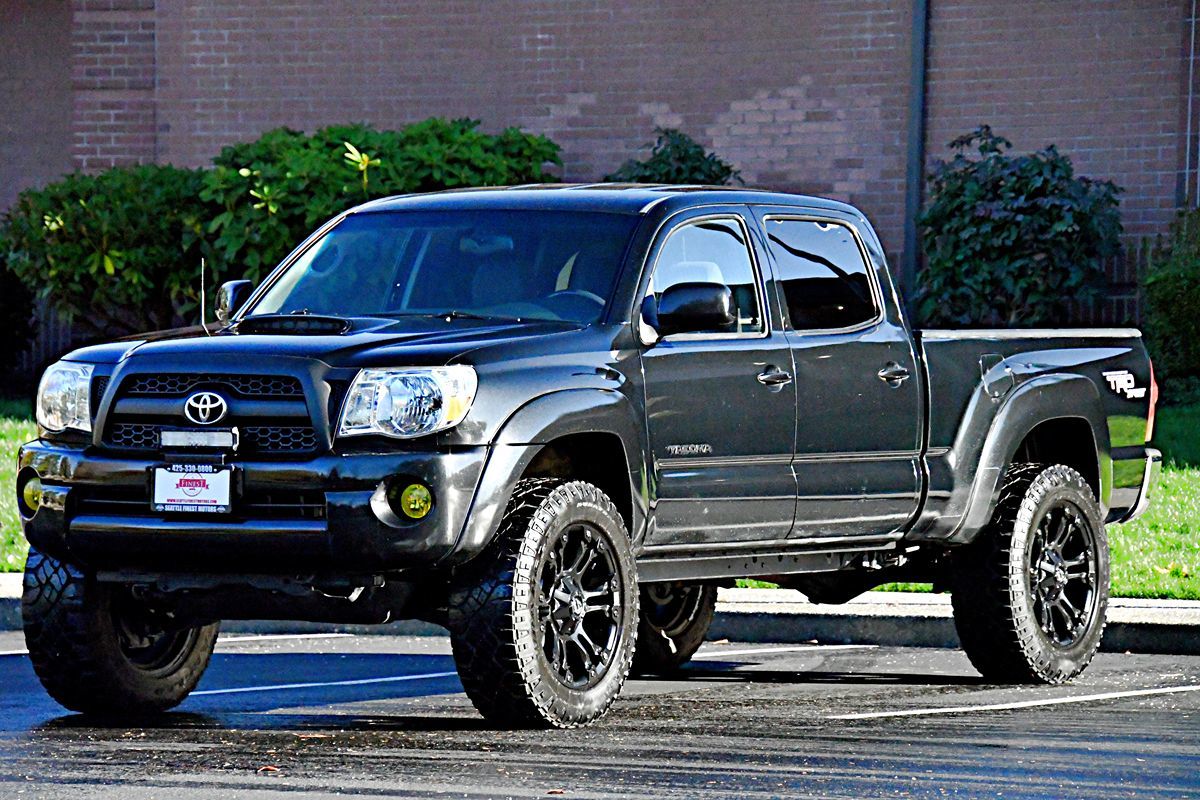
[1144, 210, 1200, 381]
[202, 119, 561, 284]
[2, 165, 210, 338]
[606, 128, 741, 186]
[917, 126, 1122, 326]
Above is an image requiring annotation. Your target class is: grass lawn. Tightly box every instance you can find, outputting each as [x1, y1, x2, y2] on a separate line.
[0, 398, 35, 572]
[0, 400, 1196, 599]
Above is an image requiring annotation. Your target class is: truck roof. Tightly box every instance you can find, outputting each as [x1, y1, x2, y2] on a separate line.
[353, 183, 860, 217]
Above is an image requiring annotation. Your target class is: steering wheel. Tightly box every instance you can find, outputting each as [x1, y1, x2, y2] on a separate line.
[541, 289, 606, 319]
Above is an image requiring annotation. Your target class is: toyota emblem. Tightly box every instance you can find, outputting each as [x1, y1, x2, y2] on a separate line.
[183, 391, 229, 425]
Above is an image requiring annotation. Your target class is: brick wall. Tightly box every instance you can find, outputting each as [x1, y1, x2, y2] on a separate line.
[70, 0, 157, 170]
[2, 1, 1195, 326]
[153, 0, 915, 253]
[0, 0, 73, 210]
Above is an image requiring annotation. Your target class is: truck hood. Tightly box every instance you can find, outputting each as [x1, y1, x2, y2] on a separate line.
[66, 316, 582, 369]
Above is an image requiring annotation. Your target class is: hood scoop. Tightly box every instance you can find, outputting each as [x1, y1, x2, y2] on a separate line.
[234, 314, 353, 336]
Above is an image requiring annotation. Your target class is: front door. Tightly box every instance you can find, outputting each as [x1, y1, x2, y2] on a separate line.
[640, 211, 798, 546]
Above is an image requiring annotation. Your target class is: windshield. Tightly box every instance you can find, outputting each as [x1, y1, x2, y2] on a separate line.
[248, 210, 640, 324]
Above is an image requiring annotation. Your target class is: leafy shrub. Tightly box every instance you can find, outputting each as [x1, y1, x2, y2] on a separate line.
[202, 119, 561, 284]
[2, 165, 209, 338]
[1144, 210, 1200, 382]
[606, 128, 741, 185]
[917, 126, 1122, 326]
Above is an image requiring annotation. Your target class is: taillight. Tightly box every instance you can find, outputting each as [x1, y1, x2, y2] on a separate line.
[1146, 360, 1159, 442]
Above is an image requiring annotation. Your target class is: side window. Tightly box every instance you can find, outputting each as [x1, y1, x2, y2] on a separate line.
[765, 218, 878, 330]
[650, 218, 763, 334]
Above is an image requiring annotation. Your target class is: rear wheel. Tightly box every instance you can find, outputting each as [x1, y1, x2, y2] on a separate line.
[448, 479, 639, 728]
[22, 549, 218, 714]
[950, 463, 1108, 684]
[632, 582, 716, 675]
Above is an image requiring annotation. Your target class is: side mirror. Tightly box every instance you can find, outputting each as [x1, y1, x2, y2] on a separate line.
[654, 282, 735, 337]
[215, 280, 254, 325]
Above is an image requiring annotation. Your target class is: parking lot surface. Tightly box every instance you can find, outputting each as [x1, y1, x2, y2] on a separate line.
[0, 631, 1196, 798]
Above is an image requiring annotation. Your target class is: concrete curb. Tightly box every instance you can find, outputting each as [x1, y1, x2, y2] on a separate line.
[3, 582, 1199, 655]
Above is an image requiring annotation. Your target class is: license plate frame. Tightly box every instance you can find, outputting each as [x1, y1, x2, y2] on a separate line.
[151, 463, 234, 514]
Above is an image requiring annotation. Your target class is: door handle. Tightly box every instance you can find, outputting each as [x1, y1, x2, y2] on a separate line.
[757, 367, 793, 387]
[877, 362, 911, 387]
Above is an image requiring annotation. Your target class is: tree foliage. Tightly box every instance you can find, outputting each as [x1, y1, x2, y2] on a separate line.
[606, 128, 741, 186]
[2, 165, 209, 338]
[0, 119, 561, 339]
[1144, 210, 1200, 380]
[201, 119, 561, 285]
[917, 126, 1122, 326]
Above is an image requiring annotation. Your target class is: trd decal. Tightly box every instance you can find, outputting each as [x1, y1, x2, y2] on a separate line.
[1102, 370, 1147, 400]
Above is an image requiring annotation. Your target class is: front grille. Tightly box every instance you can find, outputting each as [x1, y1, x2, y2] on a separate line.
[106, 423, 319, 455]
[109, 423, 160, 450]
[122, 374, 304, 398]
[74, 487, 326, 520]
[103, 372, 319, 457]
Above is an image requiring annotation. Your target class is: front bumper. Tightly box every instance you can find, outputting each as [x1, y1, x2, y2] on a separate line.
[18, 439, 489, 573]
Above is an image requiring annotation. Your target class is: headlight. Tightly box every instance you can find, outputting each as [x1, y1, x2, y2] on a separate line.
[36, 361, 94, 433]
[338, 366, 478, 439]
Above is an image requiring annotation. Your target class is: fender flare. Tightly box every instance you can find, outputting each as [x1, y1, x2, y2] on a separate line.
[940, 374, 1110, 544]
[446, 388, 649, 565]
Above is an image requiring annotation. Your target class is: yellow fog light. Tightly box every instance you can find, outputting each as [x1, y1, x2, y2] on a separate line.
[20, 475, 43, 517]
[397, 483, 433, 520]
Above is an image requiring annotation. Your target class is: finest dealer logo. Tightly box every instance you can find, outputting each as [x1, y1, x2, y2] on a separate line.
[175, 475, 210, 498]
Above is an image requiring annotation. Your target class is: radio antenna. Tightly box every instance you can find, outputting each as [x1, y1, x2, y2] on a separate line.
[200, 257, 212, 336]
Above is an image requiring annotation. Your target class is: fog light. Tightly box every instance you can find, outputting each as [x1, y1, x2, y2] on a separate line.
[396, 483, 433, 520]
[19, 475, 42, 517]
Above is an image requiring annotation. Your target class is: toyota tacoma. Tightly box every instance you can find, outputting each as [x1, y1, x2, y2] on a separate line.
[17, 185, 1161, 727]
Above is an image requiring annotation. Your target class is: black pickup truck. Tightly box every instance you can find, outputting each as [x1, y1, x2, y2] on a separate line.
[18, 185, 1160, 728]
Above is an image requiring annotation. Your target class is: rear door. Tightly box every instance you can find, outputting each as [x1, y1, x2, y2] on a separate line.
[751, 208, 923, 539]
[640, 208, 798, 547]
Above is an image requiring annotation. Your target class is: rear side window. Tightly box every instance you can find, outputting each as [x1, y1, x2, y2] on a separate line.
[765, 218, 878, 330]
[650, 218, 763, 334]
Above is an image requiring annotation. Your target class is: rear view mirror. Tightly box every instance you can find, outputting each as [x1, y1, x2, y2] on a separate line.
[654, 282, 735, 337]
[216, 280, 254, 325]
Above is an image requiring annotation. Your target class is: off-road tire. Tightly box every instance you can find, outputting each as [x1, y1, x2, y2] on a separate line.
[22, 548, 218, 715]
[950, 463, 1109, 684]
[447, 479, 639, 728]
[632, 582, 717, 675]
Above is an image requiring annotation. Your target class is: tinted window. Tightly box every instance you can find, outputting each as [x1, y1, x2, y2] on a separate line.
[650, 218, 763, 334]
[765, 218, 877, 330]
[249, 210, 639, 323]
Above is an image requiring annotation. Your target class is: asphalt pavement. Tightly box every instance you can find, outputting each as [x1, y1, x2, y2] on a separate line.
[1, 630, 1197, 799]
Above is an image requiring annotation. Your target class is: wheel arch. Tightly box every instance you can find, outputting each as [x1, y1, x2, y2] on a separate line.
[934, 374, 1111, 545]
[447, 389, 648, 565]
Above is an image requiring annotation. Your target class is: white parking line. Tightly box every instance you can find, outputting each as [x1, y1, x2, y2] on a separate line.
[829, 684, 1200, 720]
[0, 632, 354, 659]
[192, 670, 459, 696]
[217, 633, 354, 645]
[693, 644, 877, 660]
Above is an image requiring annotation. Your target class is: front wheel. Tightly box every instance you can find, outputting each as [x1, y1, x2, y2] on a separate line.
[22, 549, 218, 714]
[448, 479, 639, 728]
[950, 463, 1109, 684]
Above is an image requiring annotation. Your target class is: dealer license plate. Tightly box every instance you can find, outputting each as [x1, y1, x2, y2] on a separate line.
[152, 464, 233, 514]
